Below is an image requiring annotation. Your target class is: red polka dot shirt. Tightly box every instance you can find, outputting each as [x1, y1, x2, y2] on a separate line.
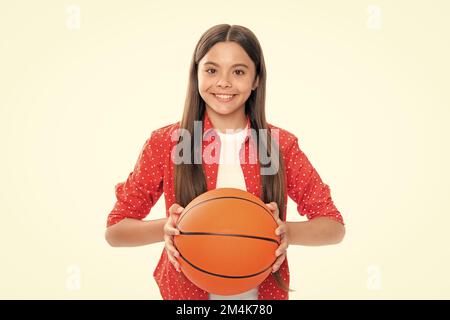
[107, 111, 344, 300]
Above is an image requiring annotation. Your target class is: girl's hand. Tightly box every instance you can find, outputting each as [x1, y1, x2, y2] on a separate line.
[266, 202, 289, 273]
[163, 203, 184, 272]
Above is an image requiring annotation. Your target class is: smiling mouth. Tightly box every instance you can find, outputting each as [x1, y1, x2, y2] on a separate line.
[212, 93, 237, 102]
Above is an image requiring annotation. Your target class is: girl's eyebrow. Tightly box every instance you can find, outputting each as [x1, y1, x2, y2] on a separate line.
[203, 61, 249, 69]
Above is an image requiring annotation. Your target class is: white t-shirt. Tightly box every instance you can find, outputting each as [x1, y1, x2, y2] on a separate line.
[208, 126, 259, 300]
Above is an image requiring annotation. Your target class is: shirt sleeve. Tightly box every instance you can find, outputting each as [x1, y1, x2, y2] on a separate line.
[285, 136, 344, 225]
[106, 131, 164, 227]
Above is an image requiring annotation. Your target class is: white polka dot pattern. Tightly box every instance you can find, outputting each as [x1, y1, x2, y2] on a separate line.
[106, 112, 344, 300]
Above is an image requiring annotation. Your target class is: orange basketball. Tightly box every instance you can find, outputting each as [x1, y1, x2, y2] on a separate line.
[173, 187, 280, 296]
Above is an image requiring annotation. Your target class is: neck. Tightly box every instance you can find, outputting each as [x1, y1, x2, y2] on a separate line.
[205, 106, 247, 134]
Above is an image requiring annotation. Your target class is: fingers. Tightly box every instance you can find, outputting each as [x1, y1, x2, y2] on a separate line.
[164, 224, 180, 236]
[165, 238, 180, 259]
[164, 234, 181, 272]
[273, 234, 288, 273]
[266, 202, 280, 219]
[275, 239, 289, 257]
[167, 252, 181, 272]
[165, 204, 183, 234]
[275, 224, 287, 236]
[273, 229, 288, 272]
[165, 203, 185, 273]
[169, 203, 184, 215]
[272, 252, 286, 273]
[164, 234, 180, 257]
[267, 204, 287, 273]
[169, 203, 184, 226]
[265, 202, 277, 211]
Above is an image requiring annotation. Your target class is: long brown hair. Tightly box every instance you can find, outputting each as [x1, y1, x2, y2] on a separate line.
[174, 24, 294, 293]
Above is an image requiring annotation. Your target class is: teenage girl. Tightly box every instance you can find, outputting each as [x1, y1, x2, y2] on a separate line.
[105, 24, 345, 300]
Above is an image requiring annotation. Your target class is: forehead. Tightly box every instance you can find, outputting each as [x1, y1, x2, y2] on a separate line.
[199, 41, 254, 68]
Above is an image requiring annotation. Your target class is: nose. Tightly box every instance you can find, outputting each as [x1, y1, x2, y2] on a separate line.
[216, 75, 232, 88]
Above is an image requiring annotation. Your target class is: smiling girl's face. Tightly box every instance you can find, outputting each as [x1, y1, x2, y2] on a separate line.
[198, 41, 259, 120]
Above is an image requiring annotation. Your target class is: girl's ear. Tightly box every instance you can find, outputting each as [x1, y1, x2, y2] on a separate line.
[252, 76, 259, 91]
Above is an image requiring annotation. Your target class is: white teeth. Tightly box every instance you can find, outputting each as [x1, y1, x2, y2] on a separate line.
[215, 94, 234, 99]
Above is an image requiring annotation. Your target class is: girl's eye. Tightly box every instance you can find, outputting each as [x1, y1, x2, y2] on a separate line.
[205, 69, 245, 76]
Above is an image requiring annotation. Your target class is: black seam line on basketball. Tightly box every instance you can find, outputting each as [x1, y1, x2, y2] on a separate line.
[178, 253, 277, 279]
[178, 231, 280, 245]
[176, 196, 277, 228]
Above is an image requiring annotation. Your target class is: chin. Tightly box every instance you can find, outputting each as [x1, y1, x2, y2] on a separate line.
[207, 104, 241, 116]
